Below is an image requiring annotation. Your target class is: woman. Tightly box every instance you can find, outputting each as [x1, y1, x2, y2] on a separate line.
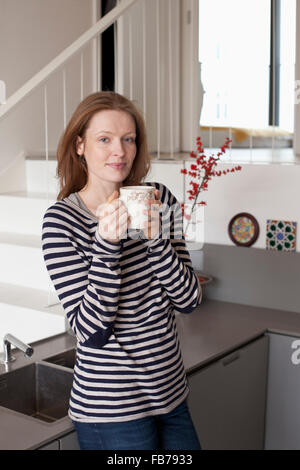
[42, 91, 202, 450]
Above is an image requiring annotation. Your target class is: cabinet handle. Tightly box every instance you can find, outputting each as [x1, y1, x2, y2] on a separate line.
[222, 351, 240, 366]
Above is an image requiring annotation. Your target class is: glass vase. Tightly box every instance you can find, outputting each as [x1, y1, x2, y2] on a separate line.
[182, 203, 205, 251]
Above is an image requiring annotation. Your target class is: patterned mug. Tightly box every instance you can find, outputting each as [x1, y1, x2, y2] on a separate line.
[119, 186, 155, 230]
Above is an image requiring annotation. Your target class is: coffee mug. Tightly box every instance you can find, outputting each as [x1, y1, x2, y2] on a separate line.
[119, 185, 155, 230]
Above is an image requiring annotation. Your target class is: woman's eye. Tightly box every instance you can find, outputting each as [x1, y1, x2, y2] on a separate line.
[98, 137, 135, 143]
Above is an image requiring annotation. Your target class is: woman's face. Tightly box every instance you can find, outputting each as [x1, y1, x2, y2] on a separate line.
[77, 109, 137, 187]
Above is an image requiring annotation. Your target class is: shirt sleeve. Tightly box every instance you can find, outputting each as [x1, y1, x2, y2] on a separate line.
[143, 184, 202, 314]
[41, 203, 122, 348]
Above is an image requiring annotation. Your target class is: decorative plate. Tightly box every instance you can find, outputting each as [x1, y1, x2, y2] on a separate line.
[228, 212, 259, 247]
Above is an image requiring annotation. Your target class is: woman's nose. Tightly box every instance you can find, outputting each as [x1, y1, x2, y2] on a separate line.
[112, 139, 125, 156]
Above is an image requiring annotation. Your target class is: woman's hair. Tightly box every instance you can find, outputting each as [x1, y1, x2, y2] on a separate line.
[56, 91, 151, 200]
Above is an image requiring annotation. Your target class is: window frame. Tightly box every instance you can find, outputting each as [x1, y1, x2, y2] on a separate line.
[269, 0, 280, 126]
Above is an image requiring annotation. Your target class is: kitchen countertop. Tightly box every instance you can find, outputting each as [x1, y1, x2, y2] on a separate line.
[176, 298, 300, 374]
[1, 297, 300, 450]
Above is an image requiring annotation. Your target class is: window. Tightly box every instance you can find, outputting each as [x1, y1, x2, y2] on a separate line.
[279, 0, 296, 131]
[198, 0, 296, 132]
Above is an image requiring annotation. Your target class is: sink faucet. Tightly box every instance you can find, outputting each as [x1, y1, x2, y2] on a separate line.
[0, 334, 34, 364]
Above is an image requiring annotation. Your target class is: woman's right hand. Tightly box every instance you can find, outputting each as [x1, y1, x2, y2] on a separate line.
[96, 190, 130, 243]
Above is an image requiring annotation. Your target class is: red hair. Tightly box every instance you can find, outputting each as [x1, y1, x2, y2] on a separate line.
[56, 91, 150, 200]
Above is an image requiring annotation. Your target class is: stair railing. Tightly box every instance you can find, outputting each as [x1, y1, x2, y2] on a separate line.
[0, 0, 138, 121]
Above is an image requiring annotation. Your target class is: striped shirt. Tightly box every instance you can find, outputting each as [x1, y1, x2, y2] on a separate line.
[41, 181, 202, 423]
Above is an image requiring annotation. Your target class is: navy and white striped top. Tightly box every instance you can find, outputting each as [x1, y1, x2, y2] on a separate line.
[42, 182, 202, 423]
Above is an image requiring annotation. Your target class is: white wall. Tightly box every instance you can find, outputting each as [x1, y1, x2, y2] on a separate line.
[199, 162, 300, 251]
[146, 159, 300, 253]
[0, 0, 95, 188]
[0, 0, 95, 97]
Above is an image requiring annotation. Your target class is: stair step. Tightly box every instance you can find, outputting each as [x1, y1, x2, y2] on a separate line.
[0, 192, 56, 235]
[0, 190, 57, 199]
[25, 157, 60, 194]
[0, 236, 56, 291]
[0, 282, 61, 315]
[0, 231, 41, 248]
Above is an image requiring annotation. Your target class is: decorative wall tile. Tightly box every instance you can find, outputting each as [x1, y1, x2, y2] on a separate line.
[266, 220, 297, 252]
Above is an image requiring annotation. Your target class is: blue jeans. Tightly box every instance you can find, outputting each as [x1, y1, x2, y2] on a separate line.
[72, 399, 201, 450]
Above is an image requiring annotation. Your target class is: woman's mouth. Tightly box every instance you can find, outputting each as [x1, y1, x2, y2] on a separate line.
[107, 163, 126, 170]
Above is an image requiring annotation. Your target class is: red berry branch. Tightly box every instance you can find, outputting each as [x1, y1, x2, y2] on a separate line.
[180, 136, 242, 236]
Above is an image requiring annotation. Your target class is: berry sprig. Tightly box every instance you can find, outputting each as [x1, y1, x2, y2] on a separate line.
[180, 136, 242, 234]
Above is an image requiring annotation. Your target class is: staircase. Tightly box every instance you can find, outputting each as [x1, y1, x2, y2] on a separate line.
[0, 0, 200, 350]
[0, 154, 62, 351]
[0, 0, 139, 351]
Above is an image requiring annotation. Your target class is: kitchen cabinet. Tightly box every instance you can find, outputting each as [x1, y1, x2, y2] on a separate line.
[38, 440, 59, 450]
[186, 335, 269, 450]
[59, 431, 80, 450]
[264, 332, 300, 450]
[38, 431, 79, 450]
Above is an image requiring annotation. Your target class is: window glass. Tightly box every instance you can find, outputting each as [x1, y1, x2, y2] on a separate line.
[199, 0, 271, 128]
[279, 0, 296, 132]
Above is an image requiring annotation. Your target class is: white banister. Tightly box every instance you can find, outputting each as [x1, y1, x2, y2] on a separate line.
[228, 126, 232, 158]
[92, 0, 101, 93]
[97, 35, 101, 92]
[190, 0, 194, 152]
[209, 126, 213, 148]
[44, 85, 49, 201]
[0, 80, 6, 105]
[156, 0, 161, 159]
[142, 0, 146, 119]
[129, 14, 133, 100]
[168, 0, 174, 160]
[80, 52, 84, 101]
[0, 0, 138, 121]
[63, 69, 67, 129]
[250, 128, 253, 160]
[115, 4, 123, 94]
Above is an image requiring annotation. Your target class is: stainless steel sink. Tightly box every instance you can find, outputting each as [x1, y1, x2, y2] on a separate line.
[44, 348, 76, 369]
[0, 362, 73, 423]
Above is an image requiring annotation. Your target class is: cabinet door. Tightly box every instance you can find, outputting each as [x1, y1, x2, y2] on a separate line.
[38, 440, 59, 450]
[265, 333, 300, 450]
[59, 431, 80, 450]
[186, 335, 269, 450]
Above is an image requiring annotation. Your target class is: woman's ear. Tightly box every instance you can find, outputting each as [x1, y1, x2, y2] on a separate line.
[76, 135, 84, 155]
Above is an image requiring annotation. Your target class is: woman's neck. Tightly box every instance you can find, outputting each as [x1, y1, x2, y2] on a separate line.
[78, 183, 121, 215]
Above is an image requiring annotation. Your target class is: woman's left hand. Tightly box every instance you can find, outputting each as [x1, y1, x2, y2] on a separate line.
[142, 189, 162, 240]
